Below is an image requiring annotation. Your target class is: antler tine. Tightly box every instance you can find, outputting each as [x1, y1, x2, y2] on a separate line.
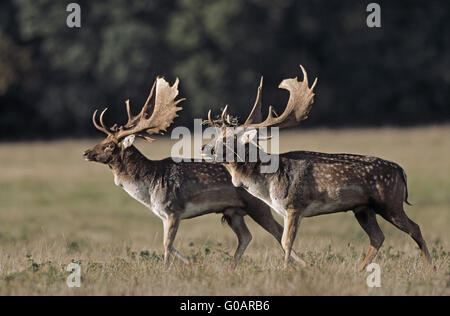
[92, 110, 101, 131]
[125, 100, 133, 126]
[123, 80, 157, 129]
[244, 76, 264, 125]
[226, 114, 232, 125]
[267, 106, 276, 120]
[221, 105, 229, 125]
[99, 108, 111, 132]
[208, 110, 213, 123]
[300, 65, 308, 86]
[206, 109, 216, 126]
[311, 77, 318, 90]
[300, 64, 318, 93]
[92, 109, 112, 136]
[141, 79, 158, 116]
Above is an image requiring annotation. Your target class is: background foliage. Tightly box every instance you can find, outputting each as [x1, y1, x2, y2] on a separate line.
[1, 0, 449, 139]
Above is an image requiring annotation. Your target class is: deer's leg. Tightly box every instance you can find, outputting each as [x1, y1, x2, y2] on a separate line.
[381, 209, 433, 267]
[172, 248, 190, 265]
[247, 208, 306, 267]
[162, 214, 184, 269]
[281, 212, 301, 269]
[354, 207, 385, 272]
[223, 210, 252, 269]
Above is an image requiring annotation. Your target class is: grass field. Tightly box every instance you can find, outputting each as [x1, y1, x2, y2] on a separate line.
[0, 126, 449, 295]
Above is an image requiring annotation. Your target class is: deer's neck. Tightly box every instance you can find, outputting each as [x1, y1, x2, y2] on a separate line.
[224, 162, 278, 212]
[224, 162, 270, 196]
[109, 146, 158, 184]
[108, 146, 166, 212]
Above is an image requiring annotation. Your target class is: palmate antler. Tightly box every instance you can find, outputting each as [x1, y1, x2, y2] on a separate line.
[92, 77, 185, 141]
[206, 65, 317, 129]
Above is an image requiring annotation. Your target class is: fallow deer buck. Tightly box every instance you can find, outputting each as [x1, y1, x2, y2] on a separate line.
[202, 66, 432, 270]
[83, 77, 303, 269]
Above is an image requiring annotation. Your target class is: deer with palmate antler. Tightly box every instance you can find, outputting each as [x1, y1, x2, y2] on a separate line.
[83, 77, 304, 269]
[202, 66, 433, 270]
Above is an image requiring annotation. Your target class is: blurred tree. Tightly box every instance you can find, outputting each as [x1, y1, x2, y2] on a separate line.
[0, 0, 448, 139]
[0, 30, 31, 95]
[167, 0, 450, 126]
[8, 0, 177, 137]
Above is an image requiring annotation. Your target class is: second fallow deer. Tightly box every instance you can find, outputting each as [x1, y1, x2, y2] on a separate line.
[202, 66, 432, 270]
[83, 77, 303, 268]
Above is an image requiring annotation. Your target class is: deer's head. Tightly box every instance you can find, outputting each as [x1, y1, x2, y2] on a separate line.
[202, 66, 317, 164]
[83, 77, 184, 165]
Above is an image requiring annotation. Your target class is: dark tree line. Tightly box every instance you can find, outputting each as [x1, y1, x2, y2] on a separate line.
[0, 0, 449, 139]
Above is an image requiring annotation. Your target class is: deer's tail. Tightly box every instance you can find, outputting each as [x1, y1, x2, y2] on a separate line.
[401, 169, 412, 206]
[221, 214, 231, 225]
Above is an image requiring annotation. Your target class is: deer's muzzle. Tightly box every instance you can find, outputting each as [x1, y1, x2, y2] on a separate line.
[83, 150, 94, 161]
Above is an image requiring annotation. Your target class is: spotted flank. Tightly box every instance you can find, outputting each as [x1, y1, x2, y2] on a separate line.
[290, 151, 410, 206]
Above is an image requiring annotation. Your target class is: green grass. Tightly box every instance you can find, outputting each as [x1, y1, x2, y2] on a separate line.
[0, 126, 449, 295]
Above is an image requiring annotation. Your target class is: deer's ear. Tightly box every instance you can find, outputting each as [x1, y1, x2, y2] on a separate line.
[122, 135, 135, 149]
[238, 129, 258, 145]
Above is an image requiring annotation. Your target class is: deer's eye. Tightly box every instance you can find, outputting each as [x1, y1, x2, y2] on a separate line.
[104, 144, 115, 152]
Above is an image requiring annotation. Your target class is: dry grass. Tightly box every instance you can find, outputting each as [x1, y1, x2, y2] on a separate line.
[0, 126, 449, 295]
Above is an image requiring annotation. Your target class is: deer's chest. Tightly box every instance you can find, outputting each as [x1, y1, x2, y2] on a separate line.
[114, 175, 158, 214]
